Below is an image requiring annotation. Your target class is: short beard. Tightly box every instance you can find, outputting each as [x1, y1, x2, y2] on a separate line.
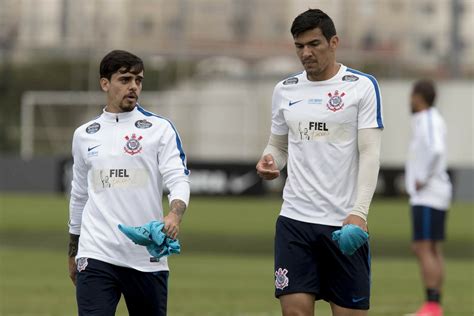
[121, 105, 134, 112]
[306, 69, 322, 81]
[120, 100, 137, 112]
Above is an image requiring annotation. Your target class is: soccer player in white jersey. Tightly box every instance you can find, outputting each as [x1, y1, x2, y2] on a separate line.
[406, 79, 452, 316]
[67, 50, 190, 315]
[256, 9, 383, 316]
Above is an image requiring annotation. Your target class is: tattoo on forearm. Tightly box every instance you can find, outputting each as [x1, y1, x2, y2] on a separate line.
[170, 199, 187, 218]
[68, 234, 79, 257]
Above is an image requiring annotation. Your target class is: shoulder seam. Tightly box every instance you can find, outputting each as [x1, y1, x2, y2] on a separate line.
[279, 71, 303, 83]
[136, 105, 190, 175]
[346, 68, 383, 128]
[76, 114, 101, 132]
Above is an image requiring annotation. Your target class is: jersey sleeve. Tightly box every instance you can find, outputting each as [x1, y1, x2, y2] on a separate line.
[69, 129, 89, 235]
[357, 76, 384, 129]
[426, 112, 445, 153]
[158, 122, 190, 206]
[414, 112, 444, 183]
[270, 85, 289, 135]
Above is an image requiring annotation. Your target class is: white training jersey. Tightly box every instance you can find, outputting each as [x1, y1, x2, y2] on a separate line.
[271, 64, 384, 226]
[405, 108, 452, 209]
[69, 104, 190, 272]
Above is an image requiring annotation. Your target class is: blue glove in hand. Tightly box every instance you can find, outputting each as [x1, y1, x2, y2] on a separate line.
[147, 244, 169, 259]
[149, 221, 167, 246]
[118, 222, 162, 246]
[118, 221, 181, 261]
[332, 224, 369, 256]
[146, 238, 181, 259]
[166, 238, 181, 254]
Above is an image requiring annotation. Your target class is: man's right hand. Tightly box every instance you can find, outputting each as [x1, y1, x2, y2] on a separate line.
[68, 256, 77, 286]
[256, 154, 280, 180]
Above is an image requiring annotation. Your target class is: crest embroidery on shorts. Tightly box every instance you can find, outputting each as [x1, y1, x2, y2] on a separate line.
[77, 257, 88, 272]
[327, 90, 346, 112]
[275, 268, 289, 290]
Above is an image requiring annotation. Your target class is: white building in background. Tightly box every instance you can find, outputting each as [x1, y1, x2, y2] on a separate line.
[292, 0, 473, 74]
[1, 0, 473, 75]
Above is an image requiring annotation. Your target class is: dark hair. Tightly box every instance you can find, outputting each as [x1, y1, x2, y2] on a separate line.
[99, 50, 144, 80]
[412, 79, 436, 107]
[291, 9, 337, 42]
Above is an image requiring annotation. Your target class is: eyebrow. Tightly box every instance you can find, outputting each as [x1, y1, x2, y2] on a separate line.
[118, 74, 144, 80]
[294, 39, 320, 46]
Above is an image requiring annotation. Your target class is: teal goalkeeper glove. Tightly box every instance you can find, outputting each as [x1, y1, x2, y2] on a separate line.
[147, 238, 181, 259]
[332, 224, 369, 256]
[118, 221, 165, 246]
[118, 221, 181, 261]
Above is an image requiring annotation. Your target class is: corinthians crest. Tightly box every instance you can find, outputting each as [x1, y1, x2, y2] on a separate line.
[327, 90, 346, 112]
[124, 134, 143, 155]
[77, 257, 88, 272]
[275, 268, 289, 290]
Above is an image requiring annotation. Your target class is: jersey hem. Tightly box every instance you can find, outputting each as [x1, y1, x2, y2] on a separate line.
[358, 125, 383, 130]
[279, 212, 343, 227]
[409, 200, 450, 211]
[76, 252, 170, 273]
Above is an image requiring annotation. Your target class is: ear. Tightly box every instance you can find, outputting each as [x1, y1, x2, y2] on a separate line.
[329, 35, 339, 50]
[100, 78, 110, 92]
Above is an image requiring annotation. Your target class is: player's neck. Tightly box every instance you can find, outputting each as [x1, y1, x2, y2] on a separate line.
[307, 62, 340, 81]
[105, 104, 135, 113]
[413, 104, 430, 114]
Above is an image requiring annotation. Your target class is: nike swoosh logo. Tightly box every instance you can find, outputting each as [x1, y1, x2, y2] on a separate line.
[289, 100, 303, 106]
[352, 297, 367, 303]
[88, 145, 101, 152]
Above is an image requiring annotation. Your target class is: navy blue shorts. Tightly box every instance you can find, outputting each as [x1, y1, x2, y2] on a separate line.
[411, 205, 447, 241]
[76, 258, 169, 316]
[274, 216, 370, 310]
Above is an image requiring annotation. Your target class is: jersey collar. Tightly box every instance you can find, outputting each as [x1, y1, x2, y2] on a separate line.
[302, 64, 346, 83]
[101, 105, 138, 123]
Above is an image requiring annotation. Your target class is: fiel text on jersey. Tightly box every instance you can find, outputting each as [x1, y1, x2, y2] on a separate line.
[109, 169, 130, 177]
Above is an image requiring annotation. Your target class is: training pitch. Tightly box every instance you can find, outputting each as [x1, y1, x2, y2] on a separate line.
[0, 194, 472, 315]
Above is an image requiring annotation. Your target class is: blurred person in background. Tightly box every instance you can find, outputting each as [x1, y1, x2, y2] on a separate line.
[406, 79, 452, 316]
[67, 50, 190, 315]
[256, 8, 383, 316]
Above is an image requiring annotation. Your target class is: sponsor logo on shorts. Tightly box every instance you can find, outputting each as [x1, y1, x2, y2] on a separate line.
[86, 122, 101, 134]
[77, 257, 88, 272]
[275, 268, 289, 290]
[352, 296, 367, 303]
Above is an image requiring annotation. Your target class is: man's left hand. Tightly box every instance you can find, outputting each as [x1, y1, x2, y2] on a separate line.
[68, 256, 77, 286]
[343, 214, 367, 232]
[163, 211, 181, 239]
[415, 180, 426, 191]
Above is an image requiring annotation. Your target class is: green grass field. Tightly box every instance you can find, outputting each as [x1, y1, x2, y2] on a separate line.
[0, 194, 473, 315]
